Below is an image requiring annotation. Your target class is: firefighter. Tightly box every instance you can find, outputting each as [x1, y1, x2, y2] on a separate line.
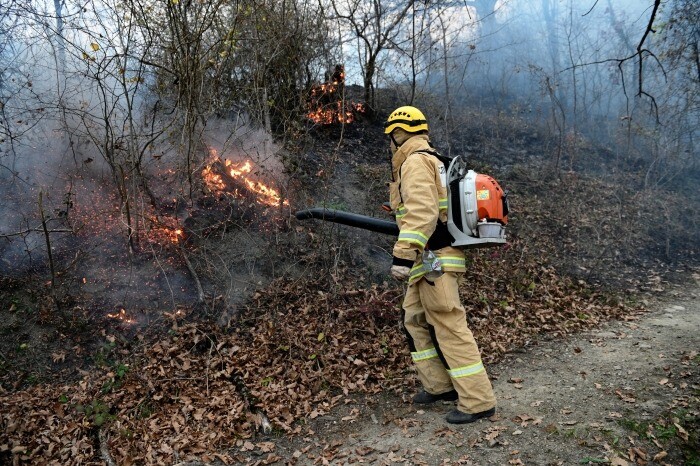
[385, 106, 497, 424]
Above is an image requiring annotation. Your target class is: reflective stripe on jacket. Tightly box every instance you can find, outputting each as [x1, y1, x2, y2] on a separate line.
[389, 134, 465, 281]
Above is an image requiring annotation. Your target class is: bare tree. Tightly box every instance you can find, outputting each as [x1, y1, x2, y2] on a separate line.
[329, 0, 415, 107]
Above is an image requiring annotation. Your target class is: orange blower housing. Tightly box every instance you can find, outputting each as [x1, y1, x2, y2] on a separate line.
[475, 174, 508, 225]
[445, 155, 508, 248]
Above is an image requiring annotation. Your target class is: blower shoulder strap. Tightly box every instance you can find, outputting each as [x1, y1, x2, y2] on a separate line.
[411, 149, 456, 251]
[415, 148, 453, 167]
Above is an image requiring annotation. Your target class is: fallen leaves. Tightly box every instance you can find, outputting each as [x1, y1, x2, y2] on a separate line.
[0, 252, 648, 465]
[0, 281, 411, 465]
[627, 446, 648, 463]
[508, 377, 524, 389]
[673, 422, 689, 442]
[615, 390, 637, 403]
[480, 425, 509, 447]
[609, 456, 629, 466]
[683, 350, 698, 360]
[341, 408, 360, 422]
[460, 241, 638, 365]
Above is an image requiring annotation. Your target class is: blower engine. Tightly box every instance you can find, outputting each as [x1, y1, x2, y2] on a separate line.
[296, 155, 509, 249]
[445, 156, 508, 248]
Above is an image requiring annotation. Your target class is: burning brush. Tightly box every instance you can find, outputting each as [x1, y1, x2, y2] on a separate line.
[106, 308, 136, 324]
[125, 153, 289, 307]
[202, 151, 288, 207]
[307, 64, 366, 125]
[140, 150, 287, 257]
[145, 216, 184, 246]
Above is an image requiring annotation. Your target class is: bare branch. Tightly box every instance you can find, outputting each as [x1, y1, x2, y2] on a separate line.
[561, 0, 664, 121]
[0, 228, 73, 239]
[582, 0, 600, 17]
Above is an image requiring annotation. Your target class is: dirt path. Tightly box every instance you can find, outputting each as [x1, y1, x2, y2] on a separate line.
[233, 286, 699, 465]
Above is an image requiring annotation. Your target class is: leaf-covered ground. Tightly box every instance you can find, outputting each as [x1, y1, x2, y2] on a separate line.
[263, 286, 699, 466]
[0, 236, 640, 465]
[2, 115, 697, 465]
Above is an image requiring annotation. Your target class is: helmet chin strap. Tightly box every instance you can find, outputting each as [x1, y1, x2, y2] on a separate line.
[389, 133, 402, 149]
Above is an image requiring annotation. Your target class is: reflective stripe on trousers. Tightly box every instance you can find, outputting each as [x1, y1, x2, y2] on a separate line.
[411, 347, 439, 362]
[402, 271, 496, 413]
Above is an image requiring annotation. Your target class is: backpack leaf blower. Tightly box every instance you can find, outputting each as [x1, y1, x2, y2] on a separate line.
[296, 155, 509, 249]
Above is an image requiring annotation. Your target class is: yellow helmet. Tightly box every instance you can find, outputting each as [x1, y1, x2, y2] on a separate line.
[384, 106, 429, 134]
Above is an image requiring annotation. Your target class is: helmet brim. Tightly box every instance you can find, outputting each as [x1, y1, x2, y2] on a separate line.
[384, 119, 429, 134]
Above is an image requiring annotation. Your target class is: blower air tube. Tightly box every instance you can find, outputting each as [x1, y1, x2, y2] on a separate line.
[295, 208, 399, 236]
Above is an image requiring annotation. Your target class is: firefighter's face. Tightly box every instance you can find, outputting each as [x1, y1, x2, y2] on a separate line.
[388, 132, 399, 155]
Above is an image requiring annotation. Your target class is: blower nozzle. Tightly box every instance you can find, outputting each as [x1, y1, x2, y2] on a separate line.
[295, 208, 399, 236]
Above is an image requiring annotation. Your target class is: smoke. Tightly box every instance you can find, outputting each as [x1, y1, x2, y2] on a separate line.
[0, 3, 290, 319]
[204, 116, 283, 179]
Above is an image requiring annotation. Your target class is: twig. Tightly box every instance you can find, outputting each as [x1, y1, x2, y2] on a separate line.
[205, 343, 213, 397]
[62, 250, 83, 274]
[98, 428, 117, 466]
[562, 0, 664, 121]
[197, 328, 275, 434]
[582, 0, 599, 17]
[38, 192, 57, 297]
[180, 245, 205, 303]
[0, 227, 73, 238]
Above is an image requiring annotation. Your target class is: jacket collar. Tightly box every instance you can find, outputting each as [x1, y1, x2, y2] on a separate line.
[391, 134, 432, 178]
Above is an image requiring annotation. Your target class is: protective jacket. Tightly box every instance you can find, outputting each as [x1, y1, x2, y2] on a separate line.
[389, 134, 466, 282]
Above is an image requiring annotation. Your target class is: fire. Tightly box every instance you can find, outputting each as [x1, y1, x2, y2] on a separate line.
[107, 309, 136, 324]
[353, 102, 367, 113]
[122, 147, 289, 250]
[203, 157, 288, 207]
[306, 64, 366, 125]
[307, 101, 356, 125]
[145, 217, 184, 246]
[226, 159, 252, 176]
[202, 165, 226, 191]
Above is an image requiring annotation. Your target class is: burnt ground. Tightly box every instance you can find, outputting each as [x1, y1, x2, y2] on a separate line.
[227, 281, 700, 466]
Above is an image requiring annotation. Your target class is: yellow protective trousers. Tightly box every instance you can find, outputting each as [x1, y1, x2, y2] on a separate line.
[402, 271, 496, 414]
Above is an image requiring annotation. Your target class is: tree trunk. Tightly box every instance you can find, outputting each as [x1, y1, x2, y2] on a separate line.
[364, 55, 376, 107]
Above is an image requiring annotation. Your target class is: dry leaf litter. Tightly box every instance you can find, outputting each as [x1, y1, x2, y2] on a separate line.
[0, 239, 637, 465]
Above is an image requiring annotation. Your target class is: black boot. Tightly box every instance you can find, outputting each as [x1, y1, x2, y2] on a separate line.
[445, 407, 496, 424]
[412, 389, 458, 404]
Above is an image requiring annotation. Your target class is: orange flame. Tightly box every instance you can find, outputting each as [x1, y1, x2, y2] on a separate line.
[203, 157, 288, 207]
[107, 309, 136, 324]
[145, 216, 184, 245]
[229, 160, 288, 206]
[202, 165, 226, 191]
[306, 66, 365, 125]
[307, 101, 356, 125]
